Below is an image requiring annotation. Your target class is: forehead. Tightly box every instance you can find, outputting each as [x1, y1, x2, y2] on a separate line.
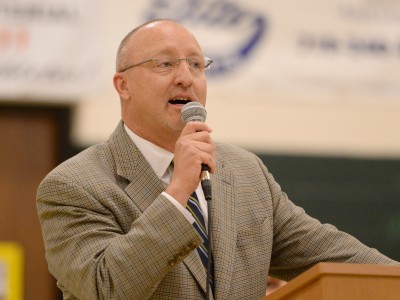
[129, 21, 204, 57]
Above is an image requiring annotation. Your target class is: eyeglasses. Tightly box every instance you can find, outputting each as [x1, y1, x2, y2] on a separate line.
[119, 57, 213, 73]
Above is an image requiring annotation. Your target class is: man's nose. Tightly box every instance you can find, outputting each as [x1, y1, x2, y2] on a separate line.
[173, 59, 193, 86]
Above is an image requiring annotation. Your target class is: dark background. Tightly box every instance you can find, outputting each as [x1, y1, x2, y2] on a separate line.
[258, 153, 400, 261]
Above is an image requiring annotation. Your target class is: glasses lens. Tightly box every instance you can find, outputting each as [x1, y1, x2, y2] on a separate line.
[152, 57, 213, 72]
[154, 58, 175, 69]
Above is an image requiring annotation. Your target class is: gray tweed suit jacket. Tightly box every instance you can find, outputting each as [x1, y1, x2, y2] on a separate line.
[37, 121, 397, 300]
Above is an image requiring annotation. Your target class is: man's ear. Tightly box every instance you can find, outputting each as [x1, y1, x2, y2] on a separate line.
[113, 73, 130, 100]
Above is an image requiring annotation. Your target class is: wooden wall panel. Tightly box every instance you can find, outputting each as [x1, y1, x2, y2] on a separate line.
[0, 106, 68, 300]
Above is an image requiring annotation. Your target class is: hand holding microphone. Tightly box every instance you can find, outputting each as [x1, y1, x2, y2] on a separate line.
[165, 102, 215, 205]
[180, 102, 214, 201]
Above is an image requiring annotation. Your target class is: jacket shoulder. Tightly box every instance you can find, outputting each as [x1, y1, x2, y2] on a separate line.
[215, 141, 261, 166]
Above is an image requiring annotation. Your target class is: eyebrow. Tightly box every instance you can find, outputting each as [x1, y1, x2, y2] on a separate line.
[150, 48, 203, 58]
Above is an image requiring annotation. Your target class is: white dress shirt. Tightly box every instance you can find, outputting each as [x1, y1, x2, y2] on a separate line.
[124, 124, 209, 226]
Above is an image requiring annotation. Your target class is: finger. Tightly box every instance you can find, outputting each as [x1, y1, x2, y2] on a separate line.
[178, 131, 213, 148]
[177, 138, 215, 161]
[181, 121, 212, 136]
[174, 142, 215, 173]
[199, 154, 216, 174]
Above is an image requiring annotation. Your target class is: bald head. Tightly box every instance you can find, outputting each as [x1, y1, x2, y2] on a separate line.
[115, 19, 199, 72]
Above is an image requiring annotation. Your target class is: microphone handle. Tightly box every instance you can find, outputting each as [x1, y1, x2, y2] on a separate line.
[201, 163, 213, 299]
[200, 164, 212, 201]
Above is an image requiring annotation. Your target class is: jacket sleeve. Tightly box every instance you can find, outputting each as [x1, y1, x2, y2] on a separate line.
[37, 172, 201, 300]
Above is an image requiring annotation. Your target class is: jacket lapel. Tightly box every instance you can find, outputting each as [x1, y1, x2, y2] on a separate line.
[183, 251, 212, 298]
[211, 156, 236, 300]
[109, 122, 165, 211]
[108, 122, 216, 295]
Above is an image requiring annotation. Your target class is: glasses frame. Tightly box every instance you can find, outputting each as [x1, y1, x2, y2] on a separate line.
[119, 57, 213, 73]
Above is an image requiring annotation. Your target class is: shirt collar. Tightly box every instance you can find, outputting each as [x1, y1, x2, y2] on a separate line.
[124, 124, 174, 179]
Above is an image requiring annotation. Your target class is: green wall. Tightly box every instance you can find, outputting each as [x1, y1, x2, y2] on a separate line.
[259, 154, 400, 261]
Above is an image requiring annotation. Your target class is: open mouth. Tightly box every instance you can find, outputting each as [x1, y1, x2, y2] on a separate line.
[168, 98, 192, 105]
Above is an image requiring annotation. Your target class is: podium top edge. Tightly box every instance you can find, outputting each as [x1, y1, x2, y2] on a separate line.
[314, 262, 400, 277]
[265, 262, 400, 300]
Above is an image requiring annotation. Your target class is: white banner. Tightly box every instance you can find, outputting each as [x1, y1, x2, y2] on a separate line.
[144, 0, 400, 105]
[0, 0, 104, 101]
[1, 0, 400, 105]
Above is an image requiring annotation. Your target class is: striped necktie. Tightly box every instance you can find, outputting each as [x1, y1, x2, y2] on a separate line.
[169, 160, 214, 290]
[187, 191, 214, 290]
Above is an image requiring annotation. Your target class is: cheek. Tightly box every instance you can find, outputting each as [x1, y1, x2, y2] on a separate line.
[197, 78, 208, 102]
[136, 75, 167, 98]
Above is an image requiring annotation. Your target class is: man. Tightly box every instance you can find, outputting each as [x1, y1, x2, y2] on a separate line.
[37, 19, 398, 300]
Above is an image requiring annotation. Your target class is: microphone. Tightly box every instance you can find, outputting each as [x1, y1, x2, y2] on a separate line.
[180, 102, 212, 201]
[180, 101, 213, 300]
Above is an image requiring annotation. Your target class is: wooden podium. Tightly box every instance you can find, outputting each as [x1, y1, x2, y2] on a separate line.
[264, 263, 400, 300]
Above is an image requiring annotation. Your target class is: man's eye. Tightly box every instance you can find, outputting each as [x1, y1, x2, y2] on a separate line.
[157, 60, 174, 68]
[189, 60, 202, 69]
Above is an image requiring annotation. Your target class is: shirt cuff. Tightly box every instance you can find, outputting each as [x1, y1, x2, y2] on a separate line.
[161, 191, 195, 224]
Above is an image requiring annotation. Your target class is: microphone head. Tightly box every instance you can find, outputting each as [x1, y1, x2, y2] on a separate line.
[180, 102, 207, 124]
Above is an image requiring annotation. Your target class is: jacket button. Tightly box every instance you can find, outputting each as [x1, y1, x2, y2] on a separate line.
[167, 258, 177, 266]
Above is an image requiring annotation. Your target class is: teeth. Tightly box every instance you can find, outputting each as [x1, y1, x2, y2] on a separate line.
[175, 98, 190, 101]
